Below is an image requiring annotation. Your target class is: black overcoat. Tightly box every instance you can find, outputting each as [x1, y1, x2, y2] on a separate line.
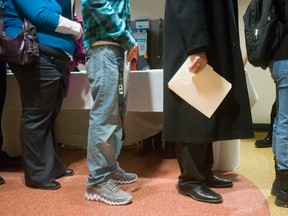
[163, 0, 254, 143]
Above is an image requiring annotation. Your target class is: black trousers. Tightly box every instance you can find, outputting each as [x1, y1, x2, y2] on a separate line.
[0, 61, 7, 151]
[175, 142, 214, 186]
[9, 46, 70, 184]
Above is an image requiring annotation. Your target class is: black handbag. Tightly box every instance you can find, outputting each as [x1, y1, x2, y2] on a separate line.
[0, 2, 39, 65]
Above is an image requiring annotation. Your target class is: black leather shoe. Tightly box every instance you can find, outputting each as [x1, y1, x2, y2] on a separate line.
[56, 168, 74, 179]
[0, 176, 5, 185]
[65, 168, 74, 176]
[178, 184, 222, 203]
[205, 175, 233, 188]
[26, 180, 61, 190]
[255, 136, 272, 148]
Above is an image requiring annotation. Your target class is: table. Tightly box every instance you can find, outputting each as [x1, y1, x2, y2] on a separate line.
[2, 70, 163, 153]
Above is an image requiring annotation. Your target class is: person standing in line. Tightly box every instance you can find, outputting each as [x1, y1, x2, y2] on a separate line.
[242, 53, 274, 148]
[3, 0, 83, 190]
[269, 0, 288, 208]
[0, 60, 6, 185]
[0, 60, 23, 185]
[163, 0, 254, 204]
[81, 0, 138, 206]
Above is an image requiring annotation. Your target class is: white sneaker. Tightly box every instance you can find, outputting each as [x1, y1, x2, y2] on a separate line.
[85, 179, 132, 205]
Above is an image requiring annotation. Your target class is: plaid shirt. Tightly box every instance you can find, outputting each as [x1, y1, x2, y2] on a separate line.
[81, 0, 136, 51]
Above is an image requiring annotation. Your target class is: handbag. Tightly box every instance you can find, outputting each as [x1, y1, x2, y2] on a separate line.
[70, 14, 86, 69]
[0, 2, 39, 65]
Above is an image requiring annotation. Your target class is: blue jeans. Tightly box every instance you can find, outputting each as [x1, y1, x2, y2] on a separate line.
[85, 45, 127, 186]
[270, 60, 288, 170]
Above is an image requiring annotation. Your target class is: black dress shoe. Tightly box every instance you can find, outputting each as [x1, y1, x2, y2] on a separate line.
[0, 176, 5, 185]
[56, 168, 74, 179]
[178, 184, 222, 203]
[26, 180, 61, 190]
[255, 136, 272, 148]
[205, 175, 233, 188]
[65, 168, 74, 176]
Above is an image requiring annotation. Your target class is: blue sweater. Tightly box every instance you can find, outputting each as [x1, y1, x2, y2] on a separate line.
[3, 0, 76, 56]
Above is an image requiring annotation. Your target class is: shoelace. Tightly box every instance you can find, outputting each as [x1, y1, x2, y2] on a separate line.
[101, 179, 120, 192]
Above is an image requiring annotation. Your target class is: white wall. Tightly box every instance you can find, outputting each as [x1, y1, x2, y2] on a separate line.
[75, 0, 274, 124]
[131, 0, 165, 20]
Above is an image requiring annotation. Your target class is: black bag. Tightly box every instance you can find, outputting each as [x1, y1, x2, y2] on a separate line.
[0, 3, 39, 65]
[243, 0, 281, 69]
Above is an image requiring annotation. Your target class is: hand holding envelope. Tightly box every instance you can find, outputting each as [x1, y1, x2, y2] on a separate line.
[168, 56, 232, 118]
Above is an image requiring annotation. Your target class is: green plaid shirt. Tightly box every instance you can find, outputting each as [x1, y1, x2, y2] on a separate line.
[81, 0, 136, 51]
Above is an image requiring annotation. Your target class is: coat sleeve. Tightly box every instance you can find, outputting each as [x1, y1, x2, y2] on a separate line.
[166, 0, 210, 54]
[12, 0, 61, 31]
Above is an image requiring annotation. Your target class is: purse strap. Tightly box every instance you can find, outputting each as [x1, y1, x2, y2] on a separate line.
[0, 0, 7, 37]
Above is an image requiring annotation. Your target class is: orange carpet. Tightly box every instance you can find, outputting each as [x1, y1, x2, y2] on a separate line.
[0, 147, 269, 216]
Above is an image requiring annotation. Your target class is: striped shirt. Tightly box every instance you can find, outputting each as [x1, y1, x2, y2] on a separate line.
[81, 0, 136, 51]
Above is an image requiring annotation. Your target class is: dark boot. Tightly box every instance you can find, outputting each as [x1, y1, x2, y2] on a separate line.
[271, 162, 280, 196]
[137, 137, 153, 156]
[275, 170, 288, 208]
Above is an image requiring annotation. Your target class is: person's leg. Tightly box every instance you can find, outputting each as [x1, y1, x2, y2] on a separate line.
[271, 91, 280, 196]
[175, 142, 222, 203]
[0, 62, 22, 170]
[0, 61, 7, 162]
[255, 101, 276, 147]
[153, 131, 164, 155]
[10, 49, 70, 189]
[201, 143, 233, 188]
[137, 137, 153, 156]
[85, 45, 134, 205]
[270, 60, 288, 207]
[0, 61, 6, 152]
[86, 45, 125, 185]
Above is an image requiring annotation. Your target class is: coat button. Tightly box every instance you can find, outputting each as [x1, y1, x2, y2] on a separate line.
[232, 41, 237, 47]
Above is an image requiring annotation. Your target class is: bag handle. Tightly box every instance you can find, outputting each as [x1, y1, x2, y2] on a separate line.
[0, 0, 7, 37]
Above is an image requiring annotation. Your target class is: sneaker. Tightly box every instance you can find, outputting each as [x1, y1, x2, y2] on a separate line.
[110, 168, 138, 184]
[85, 179, 132, 206]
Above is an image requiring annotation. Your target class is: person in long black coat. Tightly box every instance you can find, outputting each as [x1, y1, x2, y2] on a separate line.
[163, 0, 254, 203]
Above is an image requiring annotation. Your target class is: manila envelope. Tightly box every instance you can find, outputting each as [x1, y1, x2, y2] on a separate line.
[168, 57, 231, 118]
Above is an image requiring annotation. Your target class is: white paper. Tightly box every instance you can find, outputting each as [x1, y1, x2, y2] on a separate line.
[245, 69, 259, 108]
[168, 57, 232, 118]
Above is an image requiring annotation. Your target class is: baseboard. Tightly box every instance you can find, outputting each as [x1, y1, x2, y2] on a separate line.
[253, 124, 270, 132]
